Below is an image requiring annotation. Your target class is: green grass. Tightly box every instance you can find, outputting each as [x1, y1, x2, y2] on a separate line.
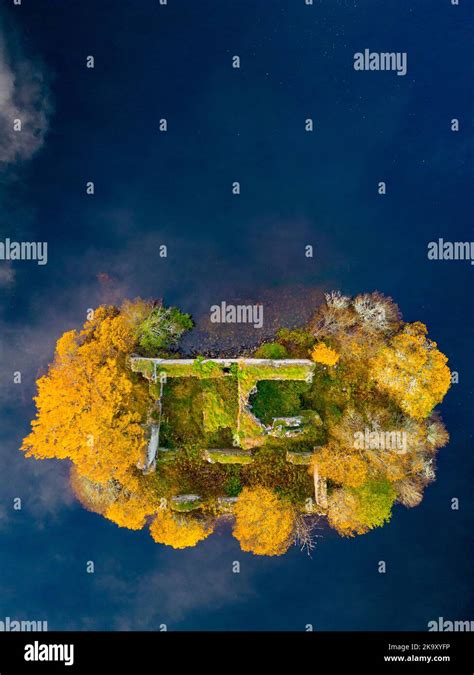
[249, 380, 310, 426]
[202, 378, 238, 435]
[159, 379, 205, 449]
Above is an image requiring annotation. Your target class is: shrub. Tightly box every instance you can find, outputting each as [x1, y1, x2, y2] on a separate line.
[137, 306, 193, 355]
[254, 342, 288, 359]
[311, 342, 340, 367]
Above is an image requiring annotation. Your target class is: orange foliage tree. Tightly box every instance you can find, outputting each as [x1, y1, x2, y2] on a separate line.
[310, 446, 368, 489]
[327, 488, 368, 537]
[149, 510, 213, 549]
[105, 493, 158, 531]
[69, 466, 120, 516]
[370, 322, 451, 419]
[70, 466, 162, 530]
[311, 342, 340, 367]
[21, 304, 150, 487]
[232, 486, 296, 556]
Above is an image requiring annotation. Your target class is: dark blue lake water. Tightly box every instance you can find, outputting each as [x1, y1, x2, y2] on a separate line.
[0, 0, 472, 630]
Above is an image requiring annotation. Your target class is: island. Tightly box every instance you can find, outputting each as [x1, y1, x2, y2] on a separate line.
[21, 292, 451, 555]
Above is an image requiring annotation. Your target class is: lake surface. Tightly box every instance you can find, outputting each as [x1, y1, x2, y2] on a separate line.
[0, 0, 472, 630]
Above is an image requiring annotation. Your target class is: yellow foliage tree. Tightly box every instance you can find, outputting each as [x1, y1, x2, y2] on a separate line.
[21, 304, 150, 486]
[327, 488, 369, 537]
[105, 493, 157, 531]
[311, 342, 340, 367]
[370, 322, 451, 419]
[232, 486, 296, 556]
[149, 510, 213, 549]
[70, 466, 119, 516]
[310, 446, 368, 489]
[71, 466, 163, 530]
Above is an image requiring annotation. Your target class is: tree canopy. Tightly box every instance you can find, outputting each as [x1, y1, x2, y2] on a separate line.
[233, 487, 296, 556]
[149, 510, 213, 549]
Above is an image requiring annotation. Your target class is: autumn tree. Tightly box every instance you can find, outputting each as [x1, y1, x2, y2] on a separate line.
[307, 291, 401, 386]
[425, 414, 450, 450]
[309, 291, 357, 339]
[70, 466, 120, 516]
[232, 486, 296, 556]
[394, 479, 424, 508]
[311, 342, 340, 367]
[149, 510, 213, 549]
[370, 322, 451, 419]
[22, 306, 149, 487]
[71, 466, 172, 531]
[354, 480, 396, 528]
[105, 492, 159, 531]
[310, 446, 368, 489]
[352, 292, 401, 334]
[309, 291, 398, 338]
[22, 299, 192, 489]
[327, 488, 368, 537]
[328, 480, 396, 537]
[323, 407, 414, 484]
